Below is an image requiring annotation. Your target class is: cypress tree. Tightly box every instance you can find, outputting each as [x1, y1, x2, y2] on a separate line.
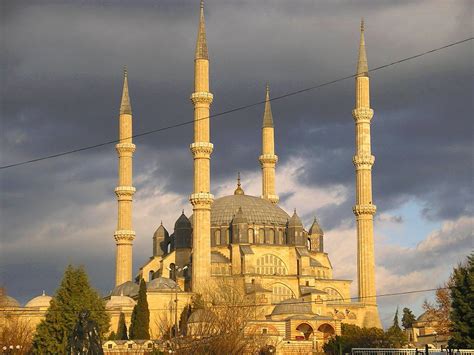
[116, 312, 128, 340]
[449, 253, 474, 348]
[401, 307, 416, 329]
[129, 279, 150, 339]
[32, 265, 110, 354]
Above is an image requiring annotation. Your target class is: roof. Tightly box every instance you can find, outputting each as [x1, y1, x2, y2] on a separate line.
[211, 194, 289, 226]
[240, 245, 254, 255]
[211, 251, 230, 263]
[271, 298, 312, 316]
[308, 217, 323, 235]
[245, 283, 272, 294]
[0, 295, 21, 308]
[153, 223, 169, 239]
[357, 19, 369, 77]
[148, 277, 180, 291]
[310, 258, 323, 267]
[299, 286, 326, 296]
[120, 68, 132, 115]
[110, 281, 139, 297]
[25, 292, 52, 309]
[288, 210, 303, 227]
[296, 247, 310, 257]
[175, 212, 191, 229]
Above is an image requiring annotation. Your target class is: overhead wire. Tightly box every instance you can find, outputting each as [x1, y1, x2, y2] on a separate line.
[0, 37, 472, 171]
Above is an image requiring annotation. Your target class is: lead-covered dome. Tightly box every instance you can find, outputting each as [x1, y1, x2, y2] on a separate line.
[110, 281, 139, 297]
[211, 195, 289, 226]
[147, 277, 180, 291]
[106, 295, 136, 309]
[271, 297, 312, 316]
[25, 292, 52, 309]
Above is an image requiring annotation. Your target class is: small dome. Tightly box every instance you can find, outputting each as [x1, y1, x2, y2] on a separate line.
[417, 311, 432, 322]
[271, 297, 312, 316]
[288, 209, 303, 227]
[175, 212, 191, 230]
[147, 277, 180, 291]
[106, 295, 136, 309]
[110, 281, 139, 297]
[25, 291, 52, 309]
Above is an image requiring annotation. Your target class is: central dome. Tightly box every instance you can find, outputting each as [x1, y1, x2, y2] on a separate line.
[211, 194, 290, 226]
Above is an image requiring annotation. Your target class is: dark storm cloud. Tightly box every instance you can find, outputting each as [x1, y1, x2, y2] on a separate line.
[1, 0, 472, 300]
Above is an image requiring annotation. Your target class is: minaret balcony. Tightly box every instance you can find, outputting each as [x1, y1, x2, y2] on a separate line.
[352, 154, 375, 169]
[259, 154, 278, 165]
[115, 142, 136, 154]
[352, 204, 377, 216]
[114, 229, 136, 244]
[190, 92, 214, 105]
[189, 192, 214, 207]
[190, 142, 214, 157]
[352, 108, 374, 123]
[115, 186, 136, 200]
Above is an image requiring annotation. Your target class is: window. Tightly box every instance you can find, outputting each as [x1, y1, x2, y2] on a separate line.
[256, 254, 288, 275]
[248, 229, 254, 243]
[225, 229, 230, 244]
[262, 328, 268, 334]
[258, 229, 265, 244]
[307, 238, 311, 250]
[214, 230, 221, 246]
[271, 283, 293, 303]
[108, 344, 112, 349]
[128, 344, 133, 349]
[267, 229, 275, 244]
[147, 343, 153, 349]
[149, 270, 154, 281]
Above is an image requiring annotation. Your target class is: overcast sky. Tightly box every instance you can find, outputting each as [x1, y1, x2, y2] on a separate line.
[1, 0, 472, 328]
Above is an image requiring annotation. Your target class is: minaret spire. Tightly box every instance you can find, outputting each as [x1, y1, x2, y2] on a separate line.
[114, 68, 136, 286]
[190, 0, 214, 294]
[195, 0, 208, 60]
[352, 22, 381, 328]
[357, 19, 368, 77]
[259, 84, 279, 204]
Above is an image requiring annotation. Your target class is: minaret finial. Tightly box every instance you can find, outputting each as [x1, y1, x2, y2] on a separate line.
[120, 67, 132, 115]
[195, 0, 208, 59]
[234, 172, 245, 195]
[356, 20, 368, 77]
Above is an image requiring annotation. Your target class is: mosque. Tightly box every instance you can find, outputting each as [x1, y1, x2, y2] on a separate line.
[1, 1, 381, 352]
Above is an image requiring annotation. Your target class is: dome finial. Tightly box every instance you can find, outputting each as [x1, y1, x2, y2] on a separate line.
[42, 290, 45, 296]
[234, 172, 245, 195]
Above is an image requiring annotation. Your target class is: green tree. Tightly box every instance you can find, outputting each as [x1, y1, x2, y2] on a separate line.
[387, 308, 407, 347]
[323, 324, 392, 354]
[107, 331, 116, 340]
[449, 253, 474, 348]
[129, 279, 150, 339]
[32, 265, 110, 354]
[401, 307, 416, 329]
[116, 312, 128, 340]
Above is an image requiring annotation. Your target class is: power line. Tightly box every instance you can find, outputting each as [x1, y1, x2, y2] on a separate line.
[0, 286, 451, 313]
[0, 37, 472, 171]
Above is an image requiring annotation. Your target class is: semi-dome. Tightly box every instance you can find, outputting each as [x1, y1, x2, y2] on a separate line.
[147, 277, 180, 291]
[25, 291, 52, 309]
[211, 194, 289, 226]
[110, 281, 139, 297]
[271, 297, 312, 316]
[106, 295, 136, 309]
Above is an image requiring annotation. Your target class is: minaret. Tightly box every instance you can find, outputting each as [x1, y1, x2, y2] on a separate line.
[189, 0, 214, 294]
[259, 84, 279, 204]
[352, 20, 381, 328]
[114, 68, 136, 286]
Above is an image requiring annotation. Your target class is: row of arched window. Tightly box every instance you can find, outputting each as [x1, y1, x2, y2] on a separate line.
[213, 227, 288, 246]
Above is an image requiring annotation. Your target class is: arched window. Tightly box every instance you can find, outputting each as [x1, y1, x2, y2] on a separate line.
[317, 270, 321, 278]
[271, 282, 294, 304]
[256, 254, 288, 275]
[248, 229, 254, 243]
[267, 229, 275, 244]
[148, 270, 154, 281]
[307, 238, 311, 250]
[225, 229, 230, 244]
[258, 228, 265, 244]
[214, 230, 221, 246]
[324, 287, 343, 302]
[166, 242, 171, 253]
